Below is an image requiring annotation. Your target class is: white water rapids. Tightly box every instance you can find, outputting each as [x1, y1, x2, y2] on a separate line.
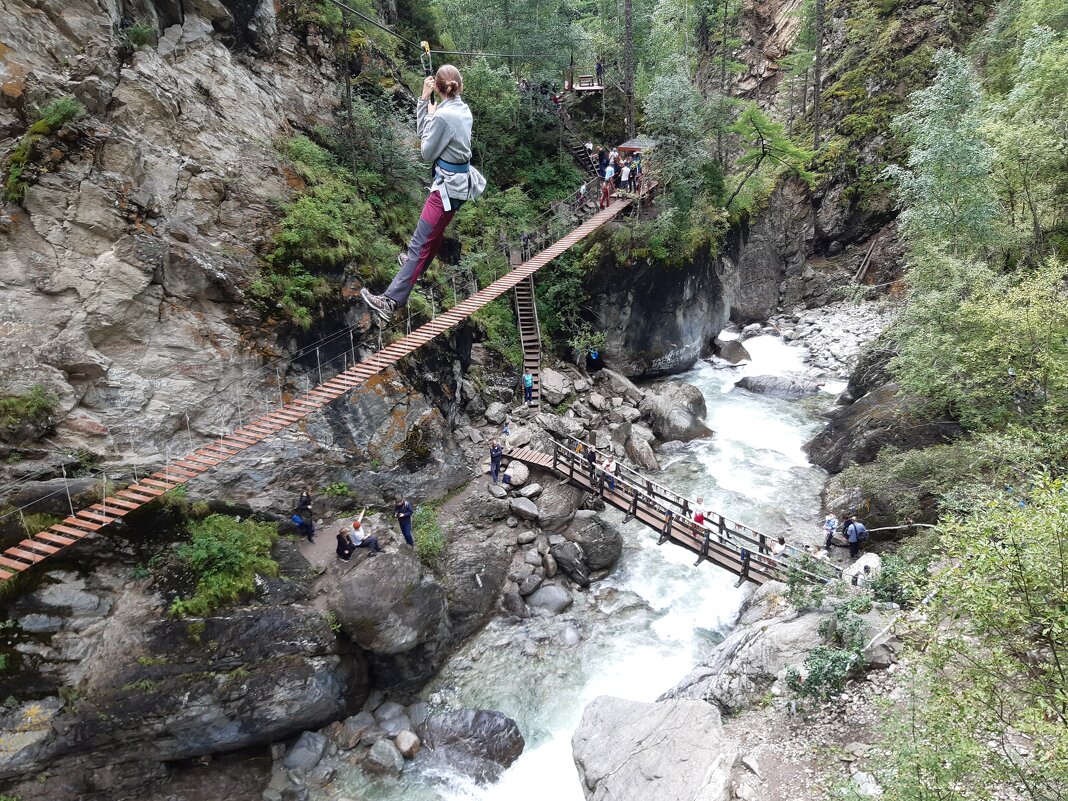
[326, 336, 835, 800]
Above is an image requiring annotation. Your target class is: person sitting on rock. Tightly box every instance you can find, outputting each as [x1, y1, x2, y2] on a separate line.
[336, 528, 357, 561]
[349, 520, 380, 554]
[291, 512, 315, 543]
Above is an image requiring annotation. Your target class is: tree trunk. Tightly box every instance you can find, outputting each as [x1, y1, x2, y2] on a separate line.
[812, 0, 825, 151]
[624, 0, 636, 139]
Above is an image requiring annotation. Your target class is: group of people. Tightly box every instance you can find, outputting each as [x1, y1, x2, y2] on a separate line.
[590, 146, 642, 209]
[767, 512, 870, 563]
[289, 487, 417, 562]
[334, 496, 415, 561]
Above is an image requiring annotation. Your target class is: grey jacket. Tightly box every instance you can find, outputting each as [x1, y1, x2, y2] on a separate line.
[417, 96, 486, 209]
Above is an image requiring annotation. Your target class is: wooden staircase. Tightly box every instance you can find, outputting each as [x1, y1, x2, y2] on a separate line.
[558, 110, 599, 177]
[514, 276, 542, 409]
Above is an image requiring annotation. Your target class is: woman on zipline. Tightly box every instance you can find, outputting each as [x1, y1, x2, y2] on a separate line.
[361, 65, 486, 322]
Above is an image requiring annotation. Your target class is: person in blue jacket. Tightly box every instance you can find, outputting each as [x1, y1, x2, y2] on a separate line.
[845, 515, 867, 558]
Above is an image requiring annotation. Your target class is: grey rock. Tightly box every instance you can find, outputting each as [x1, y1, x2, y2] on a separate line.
[283, 731, 327, 773]
[543, 552, 558, 578]
[509, 497, 539, 521]
[365, 738, 405, 776]
[551, 541, 590, 587]
[518, 483, 543, 499]
[572, 697, 737, 801]
[518, 574, 543, 596]
[485, 402, 509, 424]
[715, 337, 751, 364]
[488, 483, 508, 499]
[517, 530, 537, 545]
[395, 730, 421, 759]
[624, 437, 659, 471]
[524, 549, 544, 566]
[526, 585, 573, 614]
[534, 481, 584, 533]
[407, 702, 430, 728]
[374, 701, 406, 722]
[420, 709, 525, 781]
[571, 512, 624, 572]
[503, 461, 529, 487]
[540, 368, 573, 406]
[379, 714, 413, 737]
[736, 375, 820, 398]
[329, 711, 375, 750]
[332, 550, 449, 690]
[852, 771, 884, 798]
[639, 382, 714, 441]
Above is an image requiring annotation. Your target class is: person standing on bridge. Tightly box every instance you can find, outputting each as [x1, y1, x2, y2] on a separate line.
[601, 456, 617, 491]
[361, 65, 486, 323]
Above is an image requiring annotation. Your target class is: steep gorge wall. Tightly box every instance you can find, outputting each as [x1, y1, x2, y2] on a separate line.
[0, 0, 468, 503]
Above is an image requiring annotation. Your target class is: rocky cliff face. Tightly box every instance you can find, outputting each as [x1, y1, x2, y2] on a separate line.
[0, 0, 468, 504]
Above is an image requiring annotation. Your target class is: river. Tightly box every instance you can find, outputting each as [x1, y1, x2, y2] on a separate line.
[326, 335, 833, 801]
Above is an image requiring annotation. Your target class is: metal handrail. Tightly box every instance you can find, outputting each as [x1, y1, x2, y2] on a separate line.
[549, 434, 843, 584]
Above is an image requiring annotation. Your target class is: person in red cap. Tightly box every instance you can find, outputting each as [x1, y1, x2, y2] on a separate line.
[349, 519, 380, 554]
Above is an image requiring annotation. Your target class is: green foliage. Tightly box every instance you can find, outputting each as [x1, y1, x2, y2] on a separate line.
[169, 515, 279, 617]
[725, 104, 814, 212]
[38, 96, 86, 130]
[786, 645, 860, 702]
[885, 49, 998, 256]
[3, 96, 85, 201]
[568, 325, 607, 358]
[322, 610, 341, 634]
[0, 654, 8, 672]
[876, 478, 1068, 801]
[889, 253, 1068, 428]
[412, 504, 445, 567]
[0, 385, 56, 429]
[122, 22, 157, 47]
[321, 482, 352, 497]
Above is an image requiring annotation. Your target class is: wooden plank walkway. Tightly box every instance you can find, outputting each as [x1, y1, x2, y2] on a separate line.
[506, 440, 842, 587]
[0, 196, 640, 585]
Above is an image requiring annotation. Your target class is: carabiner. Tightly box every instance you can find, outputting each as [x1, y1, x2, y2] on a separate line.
[420, 41, 433, 76]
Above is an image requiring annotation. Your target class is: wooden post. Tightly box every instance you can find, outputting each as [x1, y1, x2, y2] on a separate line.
[734, 549, 751, 587]
[659, 511, 673, 545]
[624, 489, 638, 524]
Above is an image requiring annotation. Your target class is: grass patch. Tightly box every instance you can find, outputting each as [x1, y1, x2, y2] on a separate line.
[3, 97, 85, 202]
[412, 504, 446, 567]
[169, 514, 279, 617]
[122, 21, 157, 48]
[321, 482, 352, 497]
[0, 385, 56, 429]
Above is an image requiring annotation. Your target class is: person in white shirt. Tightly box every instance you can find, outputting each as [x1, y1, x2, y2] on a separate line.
[601, 456, 617, 491]
[349, 520, 380, 553]
[620, 163, 631, 190]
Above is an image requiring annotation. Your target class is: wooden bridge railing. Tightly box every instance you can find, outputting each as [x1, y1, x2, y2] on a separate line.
[537, 435, 843, 586]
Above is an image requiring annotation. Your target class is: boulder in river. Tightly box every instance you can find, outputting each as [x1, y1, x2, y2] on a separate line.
[735, 375, 821, 398]
[419, 709, 525, 783]
[639, 381, 713, 441]
[715, 336, 751, 364]
[572, 696, 738, 801]
[569, 511, 623, 572]
[526, 584, 574, 614]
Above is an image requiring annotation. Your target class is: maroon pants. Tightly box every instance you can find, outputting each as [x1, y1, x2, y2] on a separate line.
[385, 192, 463, 307]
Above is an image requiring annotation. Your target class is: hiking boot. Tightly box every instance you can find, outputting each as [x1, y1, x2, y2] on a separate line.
[361, 288, 397, 323]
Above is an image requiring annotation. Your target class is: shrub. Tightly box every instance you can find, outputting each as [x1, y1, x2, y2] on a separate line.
[321, 482, 351, 497]
[3, 97, 85, 202]
[169, 514, 279, 617]
[786, 645, 861, 701]
[122, 22, 157, 48]
[0, 385, 56, 429]
[412, 504, 445, 567]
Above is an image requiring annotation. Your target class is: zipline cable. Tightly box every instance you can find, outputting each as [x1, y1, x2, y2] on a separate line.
[322, 0, 421, 50]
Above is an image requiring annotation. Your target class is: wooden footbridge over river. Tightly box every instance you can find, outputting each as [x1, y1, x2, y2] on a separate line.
[0, 178, 833, 590]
